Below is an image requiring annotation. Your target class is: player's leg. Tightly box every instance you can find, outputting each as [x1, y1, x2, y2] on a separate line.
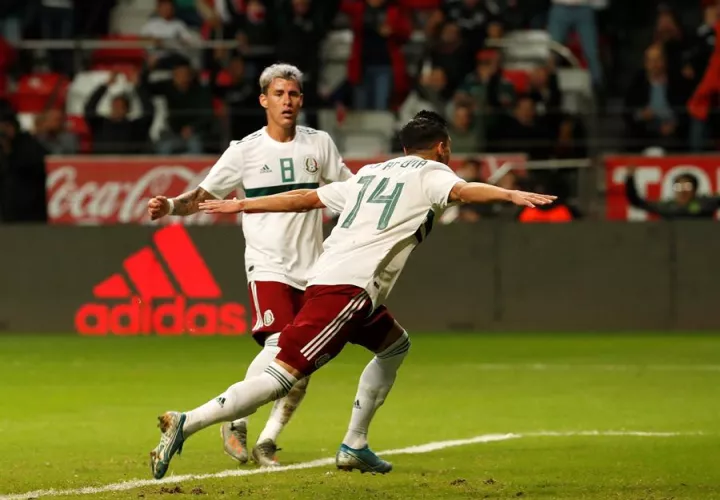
[149, 285, 371, 479]
[337, 307, 409, 474]
[251, 286, 310, 467]
[222, 282, 295, 464]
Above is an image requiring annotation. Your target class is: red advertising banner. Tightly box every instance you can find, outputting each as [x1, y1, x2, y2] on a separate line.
[605, 156, 720, 221]
[46, 154, 525, 225]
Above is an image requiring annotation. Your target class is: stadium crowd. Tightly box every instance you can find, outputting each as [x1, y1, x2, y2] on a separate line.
[0, 0, 718, 223]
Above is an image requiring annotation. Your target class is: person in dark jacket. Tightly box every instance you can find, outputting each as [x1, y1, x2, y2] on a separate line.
[624, 44, 693, 152]
[625, 166, 720, 219]
[84, 71, 155, 154]
[274, 0, 340, 127]
[211, 52, 264, 140]
[0, 111, 48, 223]
[145, 59, 215, 154]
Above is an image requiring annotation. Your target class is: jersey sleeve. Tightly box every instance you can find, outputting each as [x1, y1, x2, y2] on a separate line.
[320, 132, 353, 183]
[317, 179, 352, 214]
[198, 143, 244, 199]
[421, 163, 464, 210]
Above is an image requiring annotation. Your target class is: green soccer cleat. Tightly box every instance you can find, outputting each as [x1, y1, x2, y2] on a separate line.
[221, 421, 249, 464]
[150, 411, 186, 479]
[335, 444, 393, 474]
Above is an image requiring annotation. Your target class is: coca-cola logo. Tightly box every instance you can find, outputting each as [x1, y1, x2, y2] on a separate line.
[46, 163, 242, 225]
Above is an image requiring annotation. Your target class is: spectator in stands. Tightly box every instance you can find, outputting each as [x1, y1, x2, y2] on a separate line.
[146, 60, 215, 154]
[425, 21, 472, 94]
[449, 104, 480, 153]
[491, 95, 550, 159]
[84, 71, 155, 155]
[688, 1, 720, 151]
[399, 67, 450, 124]
[34, 108, 78, 155]
[653, 7, 691, 81]
[528, 64, 563, 134]
[141, 0, 201, 69]
[211, 52, 264, 140]
[342, 0, 412, 110]
[517, 175, 578, 222]
[174, 0, 217, 28]
[0, 110, 47, 223]
[0, 1, 25, 44]
[275, 0, 341, 128]
[74, 0, 117, 37]
[439, 0, 500, 52]
[624, 44, 692, 152]
[233, 0, 276, 72]
[40, 0, 74, 73]
[687, 1, 718, 80]
[484, 19, 505, 47]
[547, 0, 603, 89]
[625, 165, 720, 218]
[454, 49, 515, 145]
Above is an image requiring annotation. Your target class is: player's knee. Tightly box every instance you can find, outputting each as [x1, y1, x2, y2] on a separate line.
[376, 330, 410, 361]
[293, 375, 310, 393]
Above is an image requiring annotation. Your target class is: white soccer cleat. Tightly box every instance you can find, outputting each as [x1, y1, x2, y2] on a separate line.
[221, 421, 249, 464]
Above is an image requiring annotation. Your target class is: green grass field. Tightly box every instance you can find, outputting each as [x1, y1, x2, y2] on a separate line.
[1, 333, 719, 500]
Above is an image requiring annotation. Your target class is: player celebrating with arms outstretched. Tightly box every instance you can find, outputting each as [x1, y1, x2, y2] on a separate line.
[150, 110, 555, 478]
[147, 64, 352, 467]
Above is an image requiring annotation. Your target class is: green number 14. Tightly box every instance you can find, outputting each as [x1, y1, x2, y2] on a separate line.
[341, 175, 405, 230]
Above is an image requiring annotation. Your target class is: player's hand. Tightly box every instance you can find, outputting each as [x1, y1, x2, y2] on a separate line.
[199, 198, 245, 214]
[148, 195, 171, 220]
[509, 190, 557, 208]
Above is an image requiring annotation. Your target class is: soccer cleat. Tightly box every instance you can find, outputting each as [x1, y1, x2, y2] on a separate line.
[335, 444, 392, 474]
[221, 421, 248, 464]
[150, 411, 186, 479]
[251, 439, 281, 467]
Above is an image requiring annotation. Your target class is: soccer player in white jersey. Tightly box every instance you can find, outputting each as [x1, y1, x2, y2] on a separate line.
[146, 63, 353, 467]
[149, 110, 555, 478]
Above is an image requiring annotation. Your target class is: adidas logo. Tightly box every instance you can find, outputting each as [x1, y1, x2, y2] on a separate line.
[260, 165, 272, 173]
[75, 225, 248, 336]
[353, 399, 362, 410]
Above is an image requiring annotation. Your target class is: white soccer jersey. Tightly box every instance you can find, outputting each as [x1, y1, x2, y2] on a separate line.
[309, 156, 463, 307]
[199, 126, 352, 289]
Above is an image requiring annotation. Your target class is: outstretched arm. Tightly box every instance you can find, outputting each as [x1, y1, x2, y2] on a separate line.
[148, 187, 218, 220]
[448, 181, 556, 208]
[199, 190, 325, 214]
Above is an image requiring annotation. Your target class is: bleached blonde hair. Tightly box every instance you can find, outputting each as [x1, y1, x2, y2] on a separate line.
[259, 63, 304, 94]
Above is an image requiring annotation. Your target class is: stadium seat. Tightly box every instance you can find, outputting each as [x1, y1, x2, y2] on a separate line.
[91, 35, 147, 70]
[320, 110, 396, 155]
[12, 73, 69, 113]
[503, 69, 530, 94]
[67, 115, 92, 153]
[502, 30, 551, 64]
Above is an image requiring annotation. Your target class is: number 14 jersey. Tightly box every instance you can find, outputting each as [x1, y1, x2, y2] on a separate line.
[311, 156, 462, 308]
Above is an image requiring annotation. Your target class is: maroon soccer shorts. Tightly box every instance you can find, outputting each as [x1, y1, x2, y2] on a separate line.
[276, 284, 396, 375]
[248, 281, 305, 345]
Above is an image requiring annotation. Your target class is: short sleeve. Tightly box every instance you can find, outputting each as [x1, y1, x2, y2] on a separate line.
[421, 163, 463, 210]
[317, 179, 353, 214]
[320, 132, 353, 183]
[198, 143, 244, 199]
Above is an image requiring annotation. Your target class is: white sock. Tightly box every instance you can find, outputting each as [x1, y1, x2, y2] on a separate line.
[231, 333, 281, 430]
[342, 331, 410, 450]
[257, 376, 310, 443]
[183, 362, 297, 438]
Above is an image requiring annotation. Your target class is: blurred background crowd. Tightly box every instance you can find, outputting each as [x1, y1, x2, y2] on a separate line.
[0, 0, 719, 224]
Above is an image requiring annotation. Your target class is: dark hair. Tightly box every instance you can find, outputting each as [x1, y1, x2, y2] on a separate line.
[399, 110, 449, 152]
[674, 173, 699, 192]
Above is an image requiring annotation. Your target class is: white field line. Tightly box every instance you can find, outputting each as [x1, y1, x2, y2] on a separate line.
[0, 430, 703, 500]
[469, 363, 720, 372]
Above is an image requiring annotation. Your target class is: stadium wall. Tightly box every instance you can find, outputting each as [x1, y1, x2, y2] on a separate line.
[1, 223, 718, 334]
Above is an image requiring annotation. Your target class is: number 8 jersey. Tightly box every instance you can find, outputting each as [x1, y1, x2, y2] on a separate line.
[310, 156, 462, 308]
[199, 126, 352, 289]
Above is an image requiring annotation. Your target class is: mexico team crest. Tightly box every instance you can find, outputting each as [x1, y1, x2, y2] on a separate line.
[304, 156, 319, 174]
